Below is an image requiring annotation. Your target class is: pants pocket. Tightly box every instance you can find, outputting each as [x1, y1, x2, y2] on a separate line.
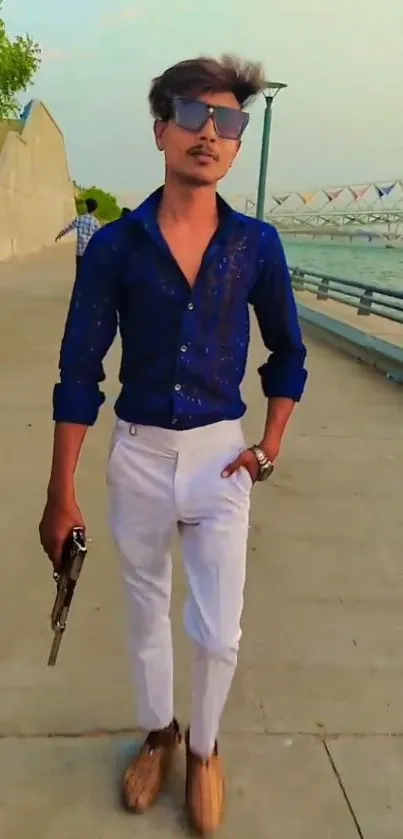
[239, 464, 254, 490]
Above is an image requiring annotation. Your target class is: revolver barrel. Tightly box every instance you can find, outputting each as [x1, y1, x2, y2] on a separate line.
[47, 527, 87, 667]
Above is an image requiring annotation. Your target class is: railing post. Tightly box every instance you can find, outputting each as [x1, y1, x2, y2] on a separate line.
[358, 289, 373, 316]
[317, 277, 329, 300]
[292, 268, 305, 291]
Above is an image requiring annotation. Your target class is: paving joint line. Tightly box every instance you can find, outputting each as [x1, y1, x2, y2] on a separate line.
[1, 728, 402, 741]
[323, 739, 365, 839]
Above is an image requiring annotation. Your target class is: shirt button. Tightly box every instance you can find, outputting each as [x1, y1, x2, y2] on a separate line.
[188, 302, 194, 310]
[180, 344, 187, 353]
[174, 383, 181, 392]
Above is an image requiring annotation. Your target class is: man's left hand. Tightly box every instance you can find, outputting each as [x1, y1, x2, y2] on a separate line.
[221, 437, 281, 483]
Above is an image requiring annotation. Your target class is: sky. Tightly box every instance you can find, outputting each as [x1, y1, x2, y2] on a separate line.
[3, 0, 403, 204]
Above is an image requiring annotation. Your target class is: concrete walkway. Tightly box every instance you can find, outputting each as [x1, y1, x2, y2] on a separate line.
[1, 244, 403, 838]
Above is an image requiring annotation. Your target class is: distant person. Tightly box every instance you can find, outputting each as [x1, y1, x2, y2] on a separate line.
[120, 206, 131, 217]
[55, 198, 100, 275]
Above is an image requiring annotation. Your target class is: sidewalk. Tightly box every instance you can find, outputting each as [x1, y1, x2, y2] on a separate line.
[1, 245, 403, 837]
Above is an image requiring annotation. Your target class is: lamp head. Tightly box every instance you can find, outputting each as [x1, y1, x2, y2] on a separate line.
[262, 81, 288, 101]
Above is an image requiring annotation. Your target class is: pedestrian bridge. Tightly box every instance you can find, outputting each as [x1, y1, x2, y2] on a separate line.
[1, 243, 402, 838]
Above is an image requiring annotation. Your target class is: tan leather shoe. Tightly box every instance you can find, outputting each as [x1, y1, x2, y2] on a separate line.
[122, 718, 181, 813]
[185, 729, 226, 835]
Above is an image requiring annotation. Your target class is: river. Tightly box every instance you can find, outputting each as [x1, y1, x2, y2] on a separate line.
[282, 238, 403, 291]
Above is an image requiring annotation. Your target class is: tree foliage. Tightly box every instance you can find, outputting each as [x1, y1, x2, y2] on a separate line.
[0, 2, 41, 119]
[76, 186, 121, 223]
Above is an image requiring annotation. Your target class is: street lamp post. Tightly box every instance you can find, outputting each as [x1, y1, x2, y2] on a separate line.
[256, 82, 287, 220]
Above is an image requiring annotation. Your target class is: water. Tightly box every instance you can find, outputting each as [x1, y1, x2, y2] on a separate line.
[281, 238, 403, 291]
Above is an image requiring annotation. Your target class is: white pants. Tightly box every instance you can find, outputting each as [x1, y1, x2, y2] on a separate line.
[106, 418, 252, 759]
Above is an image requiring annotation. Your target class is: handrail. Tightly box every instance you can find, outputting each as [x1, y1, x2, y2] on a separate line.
[290, 266, 403, 325]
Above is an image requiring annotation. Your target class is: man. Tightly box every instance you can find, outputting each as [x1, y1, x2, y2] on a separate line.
[55, 197, 100, 276]
[40, 55, 307, 834]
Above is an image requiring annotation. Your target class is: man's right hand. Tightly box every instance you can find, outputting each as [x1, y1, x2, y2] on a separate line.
[39, 495, 85, 571]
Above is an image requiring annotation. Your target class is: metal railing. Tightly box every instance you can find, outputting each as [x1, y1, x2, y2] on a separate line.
[290, 267, 403, 325]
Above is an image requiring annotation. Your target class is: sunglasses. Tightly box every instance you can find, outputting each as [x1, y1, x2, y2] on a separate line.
[171, 96, 249, 141]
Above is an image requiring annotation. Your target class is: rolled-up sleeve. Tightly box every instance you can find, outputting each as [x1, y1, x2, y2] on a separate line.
[249, 226, 308, 401]
[53, 229, 119, 425]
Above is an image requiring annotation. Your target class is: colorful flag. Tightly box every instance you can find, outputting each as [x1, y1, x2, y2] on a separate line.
[299, 191, 317, 204]
[272, 194, 291, 205]
[325, 188, 344, 201]
[350, 186, 369, 200]
[375, 184, 396, 198]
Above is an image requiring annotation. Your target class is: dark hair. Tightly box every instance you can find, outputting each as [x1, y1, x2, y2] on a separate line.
[85, 198, 98, 213]
[149, 54, 266, 120]
[120, 207, 131, 217]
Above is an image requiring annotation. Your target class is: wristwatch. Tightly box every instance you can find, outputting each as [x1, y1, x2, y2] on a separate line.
[249, 445, 275, 482]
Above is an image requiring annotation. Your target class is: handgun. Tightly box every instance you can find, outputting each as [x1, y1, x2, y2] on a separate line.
[47, 526, 88, 667]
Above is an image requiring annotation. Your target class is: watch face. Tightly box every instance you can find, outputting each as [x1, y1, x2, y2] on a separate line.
[259, 462, 274, 481]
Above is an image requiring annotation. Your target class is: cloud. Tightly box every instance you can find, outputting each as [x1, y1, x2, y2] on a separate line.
[42, 47, 96, 64]
[42, 49, 70, 63]
[99, 5, 143, 27]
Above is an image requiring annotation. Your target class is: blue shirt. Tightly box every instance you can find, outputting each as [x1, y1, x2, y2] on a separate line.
[53, 187, 307, 430]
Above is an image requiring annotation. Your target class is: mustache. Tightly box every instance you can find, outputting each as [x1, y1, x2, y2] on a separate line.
[187, 145, 219, 161]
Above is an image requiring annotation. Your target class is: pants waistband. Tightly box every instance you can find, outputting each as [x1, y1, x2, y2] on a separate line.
[113, 418, 245, 453]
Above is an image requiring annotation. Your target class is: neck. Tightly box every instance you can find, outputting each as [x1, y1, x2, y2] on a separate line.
[159, 176, 218, 226]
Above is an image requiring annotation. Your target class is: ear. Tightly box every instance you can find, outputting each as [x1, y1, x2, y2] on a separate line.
[153, 119, 166, 152]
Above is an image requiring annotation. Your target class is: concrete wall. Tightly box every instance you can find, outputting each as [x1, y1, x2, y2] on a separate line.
[0, 100, 76, 261]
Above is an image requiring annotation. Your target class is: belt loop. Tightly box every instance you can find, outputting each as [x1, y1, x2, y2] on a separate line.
[129, 424, 138, 436]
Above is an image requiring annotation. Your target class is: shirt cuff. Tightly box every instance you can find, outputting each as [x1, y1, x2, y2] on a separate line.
[258, 359, 308, 402]
[52, 382, 105, 425]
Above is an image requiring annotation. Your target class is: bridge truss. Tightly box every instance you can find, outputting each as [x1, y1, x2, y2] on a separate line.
[268, 209, 403, 244]
[239, 179, 403, 244]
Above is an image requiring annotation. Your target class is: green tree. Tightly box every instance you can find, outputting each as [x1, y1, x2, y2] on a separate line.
[76, 186, 121, 223]
[0, 2, 41, 119]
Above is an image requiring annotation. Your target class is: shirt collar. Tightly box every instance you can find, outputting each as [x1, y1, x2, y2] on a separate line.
[128, 185, 245, 242]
